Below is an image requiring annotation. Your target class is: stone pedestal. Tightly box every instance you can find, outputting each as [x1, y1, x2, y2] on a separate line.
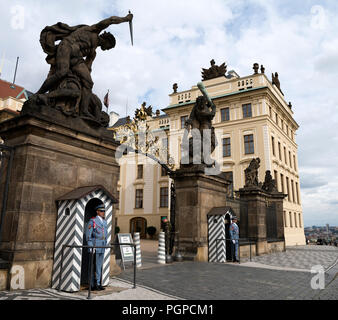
[238, 187, 285, 255]
[173, 166, 229, 262]
[0, 113, 120, 289]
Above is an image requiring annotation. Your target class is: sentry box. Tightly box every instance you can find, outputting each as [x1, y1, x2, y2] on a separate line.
[207, 206, 235, 263]
[51, 185, 118, 292]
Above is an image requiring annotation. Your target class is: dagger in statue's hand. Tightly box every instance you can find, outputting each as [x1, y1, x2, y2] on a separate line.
[128, 10, 134, 46]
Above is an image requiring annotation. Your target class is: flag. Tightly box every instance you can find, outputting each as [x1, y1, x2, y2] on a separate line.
[103, 90, 109, 110]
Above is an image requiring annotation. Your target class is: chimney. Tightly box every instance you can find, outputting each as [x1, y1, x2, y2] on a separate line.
[109, 111, 119, 127]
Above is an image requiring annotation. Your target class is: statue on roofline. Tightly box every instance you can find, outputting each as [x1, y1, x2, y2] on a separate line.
[201, 59, 227, 81]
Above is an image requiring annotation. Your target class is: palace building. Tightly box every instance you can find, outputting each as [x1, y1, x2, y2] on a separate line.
[110, 112, 172, 239]
[0, 79, 31, 122]
[111, 61, 305, 246]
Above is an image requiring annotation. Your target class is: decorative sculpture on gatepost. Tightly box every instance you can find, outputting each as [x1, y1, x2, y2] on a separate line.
[244, 158, 261, 188]
[21, 12, 134, 128]
[262, 170, 278, 193]
[183, 82, 217, 168]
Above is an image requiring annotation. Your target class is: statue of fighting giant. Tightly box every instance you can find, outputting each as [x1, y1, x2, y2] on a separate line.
[22, 13, 133, 127]
[183, 81, 217, 167]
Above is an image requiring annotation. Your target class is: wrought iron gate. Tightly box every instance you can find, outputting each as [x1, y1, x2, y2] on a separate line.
[226, 197, 248, 239]
[266, 202, 277, 240]
[0, 144, 14, 243]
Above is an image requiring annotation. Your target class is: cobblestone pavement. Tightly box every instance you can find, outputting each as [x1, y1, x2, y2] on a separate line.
[243, 245, 338, 271]
[0, 288, 84, 300]
[116, 245, 338, 300]
[0, 245, 337, 300]
[118, 260, 337, 300]
[0, 278, 178, 300]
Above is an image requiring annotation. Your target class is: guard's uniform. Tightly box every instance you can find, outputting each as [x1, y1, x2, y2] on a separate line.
[229, 221, 239, 261]
[86, 215, 107, 287]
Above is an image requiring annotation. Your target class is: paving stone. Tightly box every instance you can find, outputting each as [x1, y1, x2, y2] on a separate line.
[0, 245, 337, 300]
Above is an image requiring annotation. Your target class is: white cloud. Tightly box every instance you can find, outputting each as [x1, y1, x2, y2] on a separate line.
[1, 0, 337, 226]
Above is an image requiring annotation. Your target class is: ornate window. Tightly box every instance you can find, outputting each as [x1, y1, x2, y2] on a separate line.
[135, 189, 143, 209]
[278, 142, 282, 160]
[286, 177, 290, 202]
[280, 173, 284, 193]
[242, 104, 252, 118]
[222, 137, 231, 157]
[221, 108, 230, 121]
[181, 115, 188, 129]
[137, 164, 143, 179]
[160, 187, 169, 208]
[244, 134, 254, 154]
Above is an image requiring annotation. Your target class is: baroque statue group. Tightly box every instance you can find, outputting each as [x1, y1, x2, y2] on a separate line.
[22, 13, 133, 127]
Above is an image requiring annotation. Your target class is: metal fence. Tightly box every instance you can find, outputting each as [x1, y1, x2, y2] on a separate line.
[215, 238, 257, 263]
[58, 243, 136, 300]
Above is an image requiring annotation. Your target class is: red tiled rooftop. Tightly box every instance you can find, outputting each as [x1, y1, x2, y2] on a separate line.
[0, 79, 26, 100]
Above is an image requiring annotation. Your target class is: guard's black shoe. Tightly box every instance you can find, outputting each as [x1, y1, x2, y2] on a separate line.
[91, 285, 99, 291]
[98, 285, 105, 291]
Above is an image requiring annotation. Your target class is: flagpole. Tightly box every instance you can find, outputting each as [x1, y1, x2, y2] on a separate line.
[107, 89, 109, 112]
[104, 89, 109, 113]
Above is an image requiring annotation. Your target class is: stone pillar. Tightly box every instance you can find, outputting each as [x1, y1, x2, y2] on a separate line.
[0, 113, 120, 289]
[238, 187, 269, 255]
[270, 193, 286, 241]
[173, 166, 229, 262]
[238, 187, 286, 255]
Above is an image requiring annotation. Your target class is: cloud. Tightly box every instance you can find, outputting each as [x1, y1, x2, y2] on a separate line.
[1, 0, 338, 226]
[300, 174, 328, 189]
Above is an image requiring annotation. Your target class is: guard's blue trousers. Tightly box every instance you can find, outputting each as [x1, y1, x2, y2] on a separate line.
[92, 253, 104, 286]
[231, 241, 239, 261]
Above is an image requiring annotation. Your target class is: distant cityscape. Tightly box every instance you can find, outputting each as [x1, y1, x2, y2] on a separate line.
[304, 225, 338, 244]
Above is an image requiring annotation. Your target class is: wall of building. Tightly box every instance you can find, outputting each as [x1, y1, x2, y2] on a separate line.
[164, 72, 305, 246]
[112, 70, 305, 246]
[113, 115, 171, 238]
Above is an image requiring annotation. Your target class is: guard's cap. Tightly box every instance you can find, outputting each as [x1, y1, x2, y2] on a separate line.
[95, 204, 105, 211]
[231, 216, 238, 220]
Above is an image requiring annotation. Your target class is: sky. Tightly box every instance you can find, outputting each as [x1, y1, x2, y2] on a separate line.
[0, 0, 337, 226]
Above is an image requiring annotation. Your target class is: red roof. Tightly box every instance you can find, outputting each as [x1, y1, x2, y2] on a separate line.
[0, 79, 26, 100]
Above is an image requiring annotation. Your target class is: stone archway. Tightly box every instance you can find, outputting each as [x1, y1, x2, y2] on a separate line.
[130, 217, 147, 239]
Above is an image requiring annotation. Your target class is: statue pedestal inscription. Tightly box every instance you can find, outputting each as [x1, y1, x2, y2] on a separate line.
[0, 113, 120, 289]
[173, 167, 230, 262]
